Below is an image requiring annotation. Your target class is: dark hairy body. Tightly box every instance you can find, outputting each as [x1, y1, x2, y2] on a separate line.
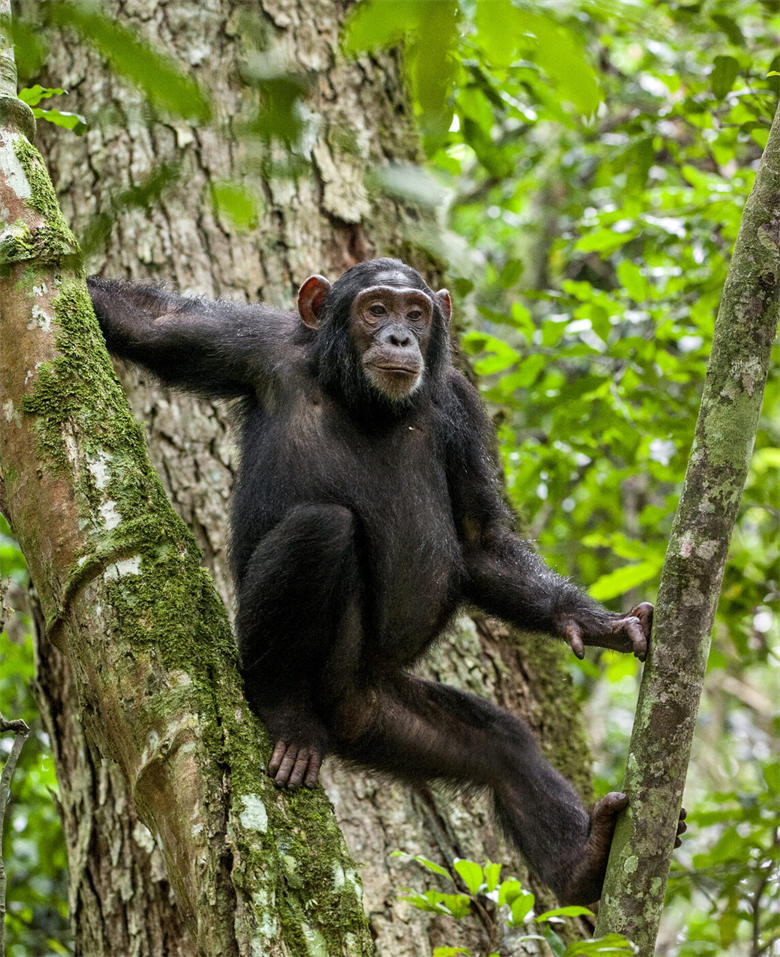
[88, 258, 682, 905]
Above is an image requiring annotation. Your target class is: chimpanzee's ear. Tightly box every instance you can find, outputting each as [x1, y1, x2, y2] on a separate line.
[436, 289, 452, 323]
[298, 275, 331, 330]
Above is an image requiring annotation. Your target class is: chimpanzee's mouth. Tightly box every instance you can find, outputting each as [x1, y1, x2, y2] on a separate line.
[372, 363, 420, 376]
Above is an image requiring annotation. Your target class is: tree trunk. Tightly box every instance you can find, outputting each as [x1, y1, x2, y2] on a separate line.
[23, 1, 596, 953]
[595, 99, 780, 953]
[0, 11, 373, 956]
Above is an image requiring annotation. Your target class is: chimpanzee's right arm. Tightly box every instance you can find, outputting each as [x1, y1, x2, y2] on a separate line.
[88, 277, 294, 399]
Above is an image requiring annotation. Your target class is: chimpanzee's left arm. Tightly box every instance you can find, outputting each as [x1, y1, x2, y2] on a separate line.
[446, 370, 650, 659]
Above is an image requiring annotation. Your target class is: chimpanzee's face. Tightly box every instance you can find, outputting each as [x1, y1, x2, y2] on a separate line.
[296, 263, 452, 405]
[349, 272, 435, 401]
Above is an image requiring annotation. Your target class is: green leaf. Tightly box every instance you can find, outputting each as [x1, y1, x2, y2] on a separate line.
[575, 227, 637, 254]
[617, 261, 650, 302]
[474, 3, 599, 114]
[48, 2, 210, 121]
[537, 905, 595, 921]
[453, 858, 484, 895]
[711, 14, 744, 45]
[589, 559, 661, 602]
[711, 55, 739, 99]
[210, 182, 259, 230]
[474, 0, 522, 68]
[18, 84, 65, 107]
[32, 107, 88, 135]
[471, 337, 521, 375]
[497, 877, 526, 906]
[544, 927, 567, 956]
[483, 860, 502, 892]
[342, 0, 414, 52]
[410, 855, 453, 881]
[562, 932, 636, 955]
[499, 258, 524, 288]
[509, 892, 535, 925]
[344, 0, 459, 147]
[401, 889, 471, 917]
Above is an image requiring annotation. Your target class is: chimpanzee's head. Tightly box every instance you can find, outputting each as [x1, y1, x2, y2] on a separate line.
[297, 258, 451, 414]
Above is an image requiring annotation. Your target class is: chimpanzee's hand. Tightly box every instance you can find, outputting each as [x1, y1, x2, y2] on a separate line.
[560, 602, 653, 661]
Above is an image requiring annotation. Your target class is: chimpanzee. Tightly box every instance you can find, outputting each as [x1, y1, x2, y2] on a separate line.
[87, 258, 669, 905]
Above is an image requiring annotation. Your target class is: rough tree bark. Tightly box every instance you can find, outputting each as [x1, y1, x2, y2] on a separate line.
[17, 1, 595, 954]
[0, 11, 373, 956]
[595, 99, 780, 953]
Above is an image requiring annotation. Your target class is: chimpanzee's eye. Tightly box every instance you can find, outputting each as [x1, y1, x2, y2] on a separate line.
[368, 304, 387, 318]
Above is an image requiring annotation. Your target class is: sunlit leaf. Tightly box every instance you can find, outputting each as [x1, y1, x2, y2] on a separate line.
[537, 905, 595, 920]
[18, 84, 65, 107]
[497, 877, 527, 906]
[589, 560, 662, 602]
[453, 858, 483, 895]
[210, 182, 260, 230]
[509, 891, 535, 925]
[33, 107, 88, 135]
[483, 860, 501, 892]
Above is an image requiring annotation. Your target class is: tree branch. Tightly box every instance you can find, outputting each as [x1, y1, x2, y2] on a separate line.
[0, 712, 31, 957]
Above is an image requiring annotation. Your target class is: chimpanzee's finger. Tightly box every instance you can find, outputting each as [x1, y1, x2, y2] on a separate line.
[629, 601, 654, 638]
[610, 614, 647, 659]
[304, 751, 322, 788]
[674, 807, 688, 847]
[624, 616, 647, 659]
[269, 740, 287, 777]
[274, 744, 299, 787]
[625, 616, 648, 659]
[564, 620, 585, 659]
[287, 751, 306, 789]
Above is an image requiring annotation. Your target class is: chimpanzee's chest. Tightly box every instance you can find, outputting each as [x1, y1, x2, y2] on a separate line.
[301, 393, 458, 549]
[236, 391, 463, 654]
[311, 403, 463, 651]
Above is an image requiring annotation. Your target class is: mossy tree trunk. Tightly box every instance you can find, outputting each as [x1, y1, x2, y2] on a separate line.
[595, 100, 780, 954]
[10, 0, 597, 954]
[0, 12, 373, 957]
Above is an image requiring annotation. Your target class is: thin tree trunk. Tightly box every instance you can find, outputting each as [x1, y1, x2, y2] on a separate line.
[595, 99, 780, 953]
[19, 1, 598, 953]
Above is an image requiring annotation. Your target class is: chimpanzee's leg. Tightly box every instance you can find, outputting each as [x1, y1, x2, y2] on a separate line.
[236, 503, 363, 788]
[331, 675, 626, 904]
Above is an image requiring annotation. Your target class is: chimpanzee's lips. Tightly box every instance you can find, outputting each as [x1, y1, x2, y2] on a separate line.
[372, 363, 420, 376]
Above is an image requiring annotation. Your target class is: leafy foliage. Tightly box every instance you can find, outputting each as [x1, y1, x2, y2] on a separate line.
[18, 86, 87, 135]
[1, 518, 70, 956]
[665, 765, 780, 955]
[394, 852, 636, 956]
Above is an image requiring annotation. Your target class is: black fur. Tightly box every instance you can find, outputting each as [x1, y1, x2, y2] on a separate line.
[87, 259, 646, 903]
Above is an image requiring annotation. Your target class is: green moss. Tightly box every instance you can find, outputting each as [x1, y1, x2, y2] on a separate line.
[19, 267, 372, 951]
[6, 138, 81, 268]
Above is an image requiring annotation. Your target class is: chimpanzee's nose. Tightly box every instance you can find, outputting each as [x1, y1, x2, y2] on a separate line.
[385, 326, 412, 348]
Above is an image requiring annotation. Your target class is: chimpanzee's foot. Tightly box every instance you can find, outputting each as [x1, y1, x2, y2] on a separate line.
[268, 739, 323, 789]
[557, 796, 688, 904]
[557, 791, 628, 905]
